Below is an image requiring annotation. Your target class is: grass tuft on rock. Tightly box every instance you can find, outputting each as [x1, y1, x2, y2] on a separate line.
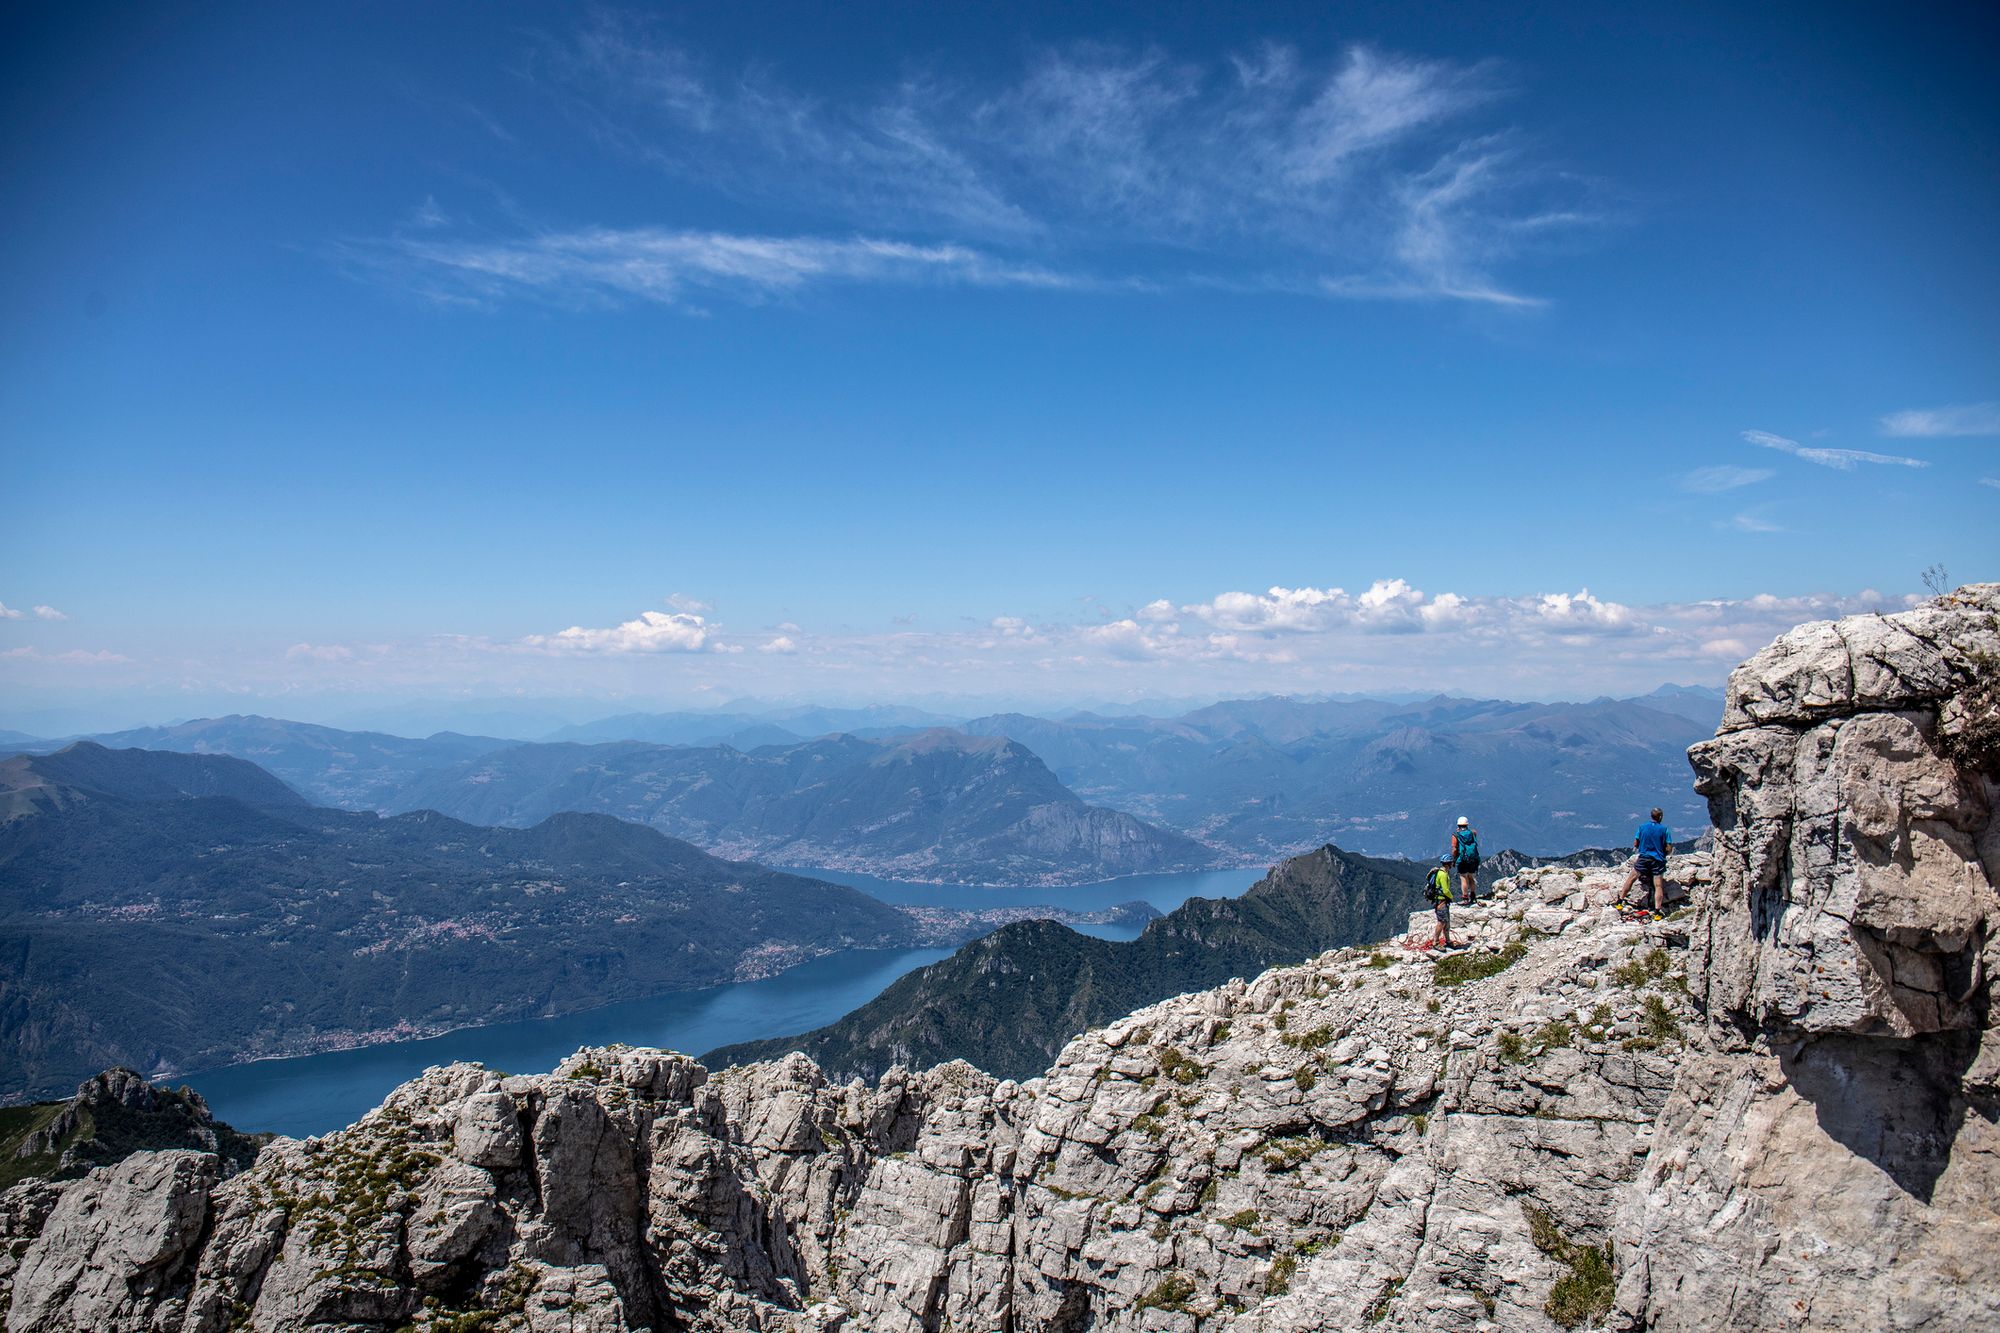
[1136, 1272, 1197, 1313]
[1434, 942, 1526, 987]
[1524, 1203, 1615, 1328]
[1610, 948, 1672, 989]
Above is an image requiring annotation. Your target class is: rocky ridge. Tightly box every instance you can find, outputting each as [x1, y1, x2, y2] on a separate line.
[2, 586, 1995, 1332]
[0, 1070, 262, 1191]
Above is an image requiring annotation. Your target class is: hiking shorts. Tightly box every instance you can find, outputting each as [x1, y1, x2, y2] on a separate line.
[1635, 855, 1665, 888]
[1458, 859, 1479, 877]
[1433, 900, 1451, 926]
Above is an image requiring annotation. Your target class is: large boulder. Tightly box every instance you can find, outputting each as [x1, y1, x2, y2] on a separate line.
[6, 1150, 217, 1332]
[1690, 584, 2000, 1041]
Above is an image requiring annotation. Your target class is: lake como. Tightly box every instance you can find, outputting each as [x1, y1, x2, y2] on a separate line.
[185, 865, 1260, 1138]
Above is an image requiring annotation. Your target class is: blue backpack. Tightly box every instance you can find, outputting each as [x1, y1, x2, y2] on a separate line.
[1455, 830, 1479, 867]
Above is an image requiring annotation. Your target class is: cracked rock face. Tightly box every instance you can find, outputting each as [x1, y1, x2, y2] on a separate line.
[1691, 584, 1999, 1040]
[3, 589, 1997, 1333]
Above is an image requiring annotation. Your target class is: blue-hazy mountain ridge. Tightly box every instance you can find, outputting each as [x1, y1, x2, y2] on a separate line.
[1, 688, 1717, 876]
[386, 729, 1216, 885]
[959, 692, 1716, 859]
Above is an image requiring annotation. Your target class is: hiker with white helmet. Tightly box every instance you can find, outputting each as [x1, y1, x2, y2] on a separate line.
[1449, 815, 1480, 903]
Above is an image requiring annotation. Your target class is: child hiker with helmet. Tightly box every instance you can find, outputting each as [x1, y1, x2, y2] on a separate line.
[1449, 815, 1480, 903]
[1423, 856, 1455, 950]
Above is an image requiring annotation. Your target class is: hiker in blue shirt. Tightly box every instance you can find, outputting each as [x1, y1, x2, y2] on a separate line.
[1632, 807, 1672, 913]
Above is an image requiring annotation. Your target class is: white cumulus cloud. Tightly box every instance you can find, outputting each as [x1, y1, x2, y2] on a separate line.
[524, 609, 712, 653]
[1521, 588, 1635, 630]
[286, 642, 356, 662]
[1183, 585, 1349, 632]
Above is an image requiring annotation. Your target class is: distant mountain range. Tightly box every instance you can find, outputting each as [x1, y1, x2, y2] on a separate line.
[542, 703, 957, 747]
[0, 685, 1720, 880]
[960, 692, 1717, 860]
[0, 747, 961, 1101]
[45, 716, 517, 808]
[387, 729, 1217, 885]
[706, 842, 1427, 1082]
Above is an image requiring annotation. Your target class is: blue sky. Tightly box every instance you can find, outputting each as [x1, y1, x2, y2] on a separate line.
[2, 0, 1996, 729]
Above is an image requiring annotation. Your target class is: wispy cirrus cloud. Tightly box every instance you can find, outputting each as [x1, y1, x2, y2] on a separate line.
[1741, 429, 1926, 471]
[1878, 402, 2000, 438]
[378, 27, 1598, 311]
[1681, 464, 1772, 493]
[376, 229, 1082, 310]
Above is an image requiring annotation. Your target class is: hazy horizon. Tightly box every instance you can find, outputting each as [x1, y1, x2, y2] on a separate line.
[2, 678, 1732, 742]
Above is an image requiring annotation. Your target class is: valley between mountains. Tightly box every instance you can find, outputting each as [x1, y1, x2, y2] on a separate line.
[0, 747, 1152, 1102]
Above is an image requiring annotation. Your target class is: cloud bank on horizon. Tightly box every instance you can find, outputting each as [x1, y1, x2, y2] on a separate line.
[0, 580, 1935, 718]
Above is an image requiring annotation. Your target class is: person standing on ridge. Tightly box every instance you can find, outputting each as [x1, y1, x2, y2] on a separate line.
[1424, 859, 1456, 950]
[1633, 806, 1672, 914]
[1450, 815, 1481, 903]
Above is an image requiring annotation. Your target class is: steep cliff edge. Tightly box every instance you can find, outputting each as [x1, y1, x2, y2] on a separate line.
[2, 587, 1994, 1332]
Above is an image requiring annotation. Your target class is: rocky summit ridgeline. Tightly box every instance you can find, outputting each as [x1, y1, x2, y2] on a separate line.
[2, 586, 1996, 1332]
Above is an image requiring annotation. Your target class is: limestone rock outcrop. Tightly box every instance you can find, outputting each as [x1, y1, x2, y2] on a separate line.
[2, 587, 1995, 1332]
[1694, 584, 1999, 1041]
[1621, 583, 2000, 1331]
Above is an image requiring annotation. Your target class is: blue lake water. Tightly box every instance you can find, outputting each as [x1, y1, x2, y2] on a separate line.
[183, 866, 1260, 1139]
[793, 865, 1260, 924]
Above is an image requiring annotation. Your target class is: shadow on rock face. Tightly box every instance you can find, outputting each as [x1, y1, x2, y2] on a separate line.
[1778, 1032, 1981, 1204]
